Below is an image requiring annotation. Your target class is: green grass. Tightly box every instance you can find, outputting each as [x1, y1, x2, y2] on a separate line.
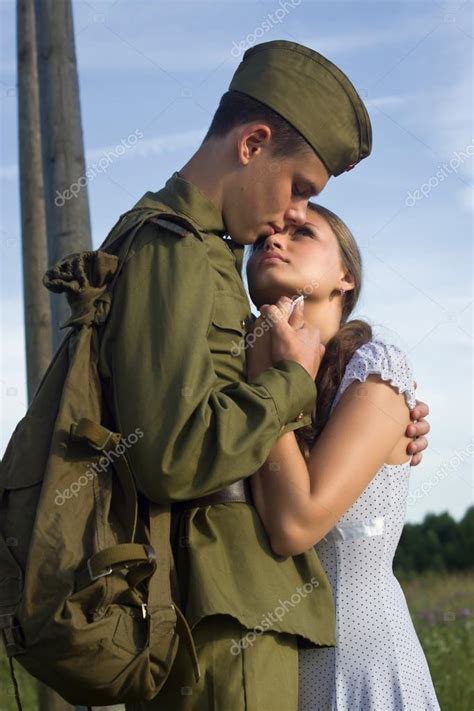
[0, 654, 39, 710]
[1, 572, 473, 710]
[398, 571, 474, 711]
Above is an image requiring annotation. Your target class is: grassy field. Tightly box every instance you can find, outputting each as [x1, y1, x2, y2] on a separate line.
[398, 571, 474, 711]
[1, 572, 473, 710]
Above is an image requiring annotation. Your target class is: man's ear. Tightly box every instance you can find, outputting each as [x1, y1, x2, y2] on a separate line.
[237, 123, 272, 165]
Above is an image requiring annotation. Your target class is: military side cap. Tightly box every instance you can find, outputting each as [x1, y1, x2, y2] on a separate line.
[228, 40, 372, 176]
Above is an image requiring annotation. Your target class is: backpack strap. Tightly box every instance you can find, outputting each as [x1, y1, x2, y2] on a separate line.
[69, 418, 138, 540]
[70, 418, 157, 592]
[7, 657, 22, 711]
[70, 418, 201, 681]
[103, 210, 202, 296]
[0, 614, 24, 709]
[148, 503, 201, 684]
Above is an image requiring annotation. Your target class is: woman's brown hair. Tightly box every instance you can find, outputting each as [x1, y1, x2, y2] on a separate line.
[295, 203, 372, 460]
[248, 202, 372, 461]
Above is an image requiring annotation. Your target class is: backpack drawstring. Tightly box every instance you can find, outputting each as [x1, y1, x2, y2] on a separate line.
[8, 657, 23, 711]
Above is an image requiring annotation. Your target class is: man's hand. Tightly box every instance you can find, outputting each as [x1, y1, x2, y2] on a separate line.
[260, 296, 324, 380]
[405, 383, 430, 466]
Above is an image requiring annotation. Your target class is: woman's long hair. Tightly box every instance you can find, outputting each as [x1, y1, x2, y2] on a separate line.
[249, 202, 373, 461]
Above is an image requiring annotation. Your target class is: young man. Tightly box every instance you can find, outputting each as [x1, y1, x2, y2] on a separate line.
[98, 40, 430, 710]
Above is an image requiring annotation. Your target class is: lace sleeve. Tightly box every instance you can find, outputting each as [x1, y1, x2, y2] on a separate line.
[330, 340, 417, 416]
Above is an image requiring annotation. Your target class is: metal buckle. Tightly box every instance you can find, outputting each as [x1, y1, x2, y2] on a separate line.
[0, 615, 25, 655]
[89, 429, 115, 451]
[69, 422, 115, 451]
[123, 545, 156, 571]
[87, 558, 113, 581]
[143, 544, 156, 562]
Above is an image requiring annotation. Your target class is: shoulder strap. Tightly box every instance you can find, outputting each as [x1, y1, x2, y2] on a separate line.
[104, 209, 203, 297]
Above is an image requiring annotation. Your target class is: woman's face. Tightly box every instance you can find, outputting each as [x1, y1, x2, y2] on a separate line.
[246, 209, 347, 309]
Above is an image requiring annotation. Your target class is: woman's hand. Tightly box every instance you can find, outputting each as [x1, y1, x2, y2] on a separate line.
[246, 296, 300, 379]
[247, 295, 325, 380]
[406, 386, 430, 466]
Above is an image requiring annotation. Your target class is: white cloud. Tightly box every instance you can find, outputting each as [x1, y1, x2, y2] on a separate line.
[0, 127, 207, 182]
[365, 95, 405, 109]
[87, 128, 206, 162]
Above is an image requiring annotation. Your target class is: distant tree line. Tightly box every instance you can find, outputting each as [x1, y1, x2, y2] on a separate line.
[394, 507, 474, 577]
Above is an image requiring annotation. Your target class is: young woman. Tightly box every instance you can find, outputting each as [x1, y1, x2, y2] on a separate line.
[245, 203, 440, 711]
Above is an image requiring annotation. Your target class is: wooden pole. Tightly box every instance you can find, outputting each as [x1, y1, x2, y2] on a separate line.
[34, 0, 92, 351]
[16, 0, 53, 402]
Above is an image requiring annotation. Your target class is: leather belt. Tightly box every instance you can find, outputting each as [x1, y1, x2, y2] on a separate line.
[171, 479, 253, 512]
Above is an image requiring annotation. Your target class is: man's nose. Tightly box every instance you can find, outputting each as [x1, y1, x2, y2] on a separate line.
[285, 201, 307, 226]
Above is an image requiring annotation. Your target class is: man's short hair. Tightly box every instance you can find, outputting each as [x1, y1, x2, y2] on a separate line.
[203, 90, 311, 157]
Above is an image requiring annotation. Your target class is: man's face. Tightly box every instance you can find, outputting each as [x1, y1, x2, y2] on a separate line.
[222, 128, 331, 246]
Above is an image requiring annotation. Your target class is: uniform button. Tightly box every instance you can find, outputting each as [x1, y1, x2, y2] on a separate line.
[240, 319, 246, 329]
[296, 410, 304, 421]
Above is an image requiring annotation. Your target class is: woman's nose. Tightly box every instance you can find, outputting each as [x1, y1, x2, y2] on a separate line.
[264, 233, 285, 250]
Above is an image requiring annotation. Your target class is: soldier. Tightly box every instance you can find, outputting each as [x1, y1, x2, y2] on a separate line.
[98, 40, 430, 710]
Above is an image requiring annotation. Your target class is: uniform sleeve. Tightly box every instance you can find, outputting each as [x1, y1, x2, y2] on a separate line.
[100, 224, 317, 503]
[330, 340, 417, 416]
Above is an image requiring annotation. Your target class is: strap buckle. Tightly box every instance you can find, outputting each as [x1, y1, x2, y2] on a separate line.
[87, 558, 113, 582]
[69, 420, 115, 451]
[88, 429, 114, 451]
[143, 544, 156, 564]
[0, 615, 25, 656]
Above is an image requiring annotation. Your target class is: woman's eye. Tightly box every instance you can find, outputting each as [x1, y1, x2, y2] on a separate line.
[294, 228, 314, 238]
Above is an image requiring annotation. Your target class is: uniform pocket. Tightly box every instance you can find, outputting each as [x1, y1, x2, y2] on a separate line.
[211, 292, 248, 333]
[210, 292, 249, 359]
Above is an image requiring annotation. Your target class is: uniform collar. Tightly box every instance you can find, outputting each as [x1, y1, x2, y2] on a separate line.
[153, 171, 226, 236]
[151, 171, 246, 271]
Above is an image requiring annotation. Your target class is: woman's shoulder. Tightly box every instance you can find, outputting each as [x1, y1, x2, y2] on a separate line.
[332, 338, 417, 413]
[348, 339, 413, 379]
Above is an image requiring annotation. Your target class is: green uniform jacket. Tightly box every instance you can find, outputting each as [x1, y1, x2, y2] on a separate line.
[98, 172, 336, 648]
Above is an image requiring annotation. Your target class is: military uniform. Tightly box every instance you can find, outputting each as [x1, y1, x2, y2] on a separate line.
[98, 39, 372, 711]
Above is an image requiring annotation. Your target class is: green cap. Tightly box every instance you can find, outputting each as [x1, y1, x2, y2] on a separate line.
[228, 40, 372, 177]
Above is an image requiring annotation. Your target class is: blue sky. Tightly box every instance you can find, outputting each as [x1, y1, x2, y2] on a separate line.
[1, 0, 472, 523]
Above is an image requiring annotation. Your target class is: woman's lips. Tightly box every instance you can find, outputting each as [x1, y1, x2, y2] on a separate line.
[260, 254, 288, 266]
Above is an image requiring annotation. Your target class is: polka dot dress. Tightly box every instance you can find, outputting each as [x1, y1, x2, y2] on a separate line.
[298, 340, 440, 710]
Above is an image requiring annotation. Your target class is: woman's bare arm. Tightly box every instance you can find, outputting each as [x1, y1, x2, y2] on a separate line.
[250, 374, 411, 556]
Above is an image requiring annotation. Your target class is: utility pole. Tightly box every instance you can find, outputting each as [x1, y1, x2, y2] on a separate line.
[34, 0, 92, 351]
[17, 0, 52, 402]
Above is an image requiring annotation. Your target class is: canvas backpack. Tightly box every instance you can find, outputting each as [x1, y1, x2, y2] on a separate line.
[0, 208, 201, 709]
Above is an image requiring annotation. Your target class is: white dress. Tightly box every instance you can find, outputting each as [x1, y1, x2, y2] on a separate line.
[298, 340, 440, 711]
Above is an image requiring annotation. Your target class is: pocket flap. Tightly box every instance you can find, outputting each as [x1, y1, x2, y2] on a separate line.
[211, 293, 249, 334]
